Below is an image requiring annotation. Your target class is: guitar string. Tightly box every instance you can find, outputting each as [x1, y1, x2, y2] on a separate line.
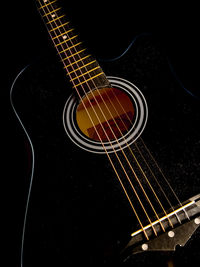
[42, 0, 193, 233]
[38, 1, 167, 234]
[101, 88, 182, 224]
[133, 141, 182, 224]
[107, 88, 190, 221]
[37, 0, 174, 233]
[38, 0, 166, 236]
[38, 0, 162, 237]
[37, 0, 150, 238]
[38, 0, 174, 234]
[38, 0, 172, 233]
[99, 88, 175, 226]
[139, 139, 190, 220]
[72, 81, 172, 229]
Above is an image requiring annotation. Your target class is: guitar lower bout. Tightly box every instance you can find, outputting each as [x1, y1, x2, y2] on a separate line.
[63, 76, 148, 154]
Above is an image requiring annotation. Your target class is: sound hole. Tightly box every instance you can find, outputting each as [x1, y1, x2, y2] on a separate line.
[76, 87, 135, 142]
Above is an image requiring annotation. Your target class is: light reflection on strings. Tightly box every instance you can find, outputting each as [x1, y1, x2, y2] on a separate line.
[37, 0, 152, 237]
[38, 0, 190, 238]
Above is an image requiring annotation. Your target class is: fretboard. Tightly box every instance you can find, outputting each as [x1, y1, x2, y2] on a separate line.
[36, 0, 110, 95]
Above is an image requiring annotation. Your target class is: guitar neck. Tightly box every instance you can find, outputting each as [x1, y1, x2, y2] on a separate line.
[36, 0, 110, 95]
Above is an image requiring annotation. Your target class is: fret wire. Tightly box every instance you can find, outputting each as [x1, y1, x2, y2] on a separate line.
[37, 1, 152, 232]
[37, 0, 176, 237]
[70, 66, 101, 82]
[42, 7, 61, 17]
[67, 60, 97, 75]
[39, 0, 57, 9]
[60, 50, 88, 67]
[37, 0, 84, 90]
[73, 72, 104, 88]
[59, 42, 82, 54]
[59, 41, 97, 78]
[54, 35, 78, 47]
[63, 55, 91, 69]
[62, 48, 86, 60]
[39, 1, 98, 76]
[52, 28, 74, 39]
[38, 0, 108, 89]
[47, 15, 65, 24]
[49, 21, 70, 32]
[50, 23, 73, 39]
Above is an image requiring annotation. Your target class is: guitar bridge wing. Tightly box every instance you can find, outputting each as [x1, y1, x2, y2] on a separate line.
[122, 194, 200, 262]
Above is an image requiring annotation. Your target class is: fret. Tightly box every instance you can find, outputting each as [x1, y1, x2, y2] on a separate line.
[42, 7, 61, 17]
[61, 52, 89, 73]
[59, 42, 82, 54]
[66, 59, 99, 80]
[66, 49, 86, 60]
[40, 2, 58, 11]
[62, 48, 86, 60]
[55, 35, 78, 47]
[37, 0, 111, 92]
[52, 28, 73, 39]
[49, 23, 72, 38]
[73, 72, 104, 88]
[70, 66, 101, 82]
[67, 60, 97, 75]
[50, 25, 74, 40]
[43, 10, 64, 25]
[37, 1, 66, 28]
[63, 55, 91, 69]
[46, 14, 65, 24]
[49, 21, 69, 32]
[39, 0, 57, 9]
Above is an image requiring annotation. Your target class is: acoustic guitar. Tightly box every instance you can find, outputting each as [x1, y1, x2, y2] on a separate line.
[11, 0, 200, 266]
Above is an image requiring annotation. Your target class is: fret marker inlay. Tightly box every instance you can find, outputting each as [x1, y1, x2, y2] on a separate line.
[37, 0, 110, 91]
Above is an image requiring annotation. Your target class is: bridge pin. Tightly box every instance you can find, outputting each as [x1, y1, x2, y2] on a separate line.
[194, 217, 200, 225]
[168, 231, 175, 238]
[141, 243, 148, 251]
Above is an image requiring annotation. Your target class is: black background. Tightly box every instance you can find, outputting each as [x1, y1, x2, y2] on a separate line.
[6, 0, 200, 266]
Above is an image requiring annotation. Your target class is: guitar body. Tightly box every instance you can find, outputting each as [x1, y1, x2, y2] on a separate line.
[12, 40, 200, 266]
